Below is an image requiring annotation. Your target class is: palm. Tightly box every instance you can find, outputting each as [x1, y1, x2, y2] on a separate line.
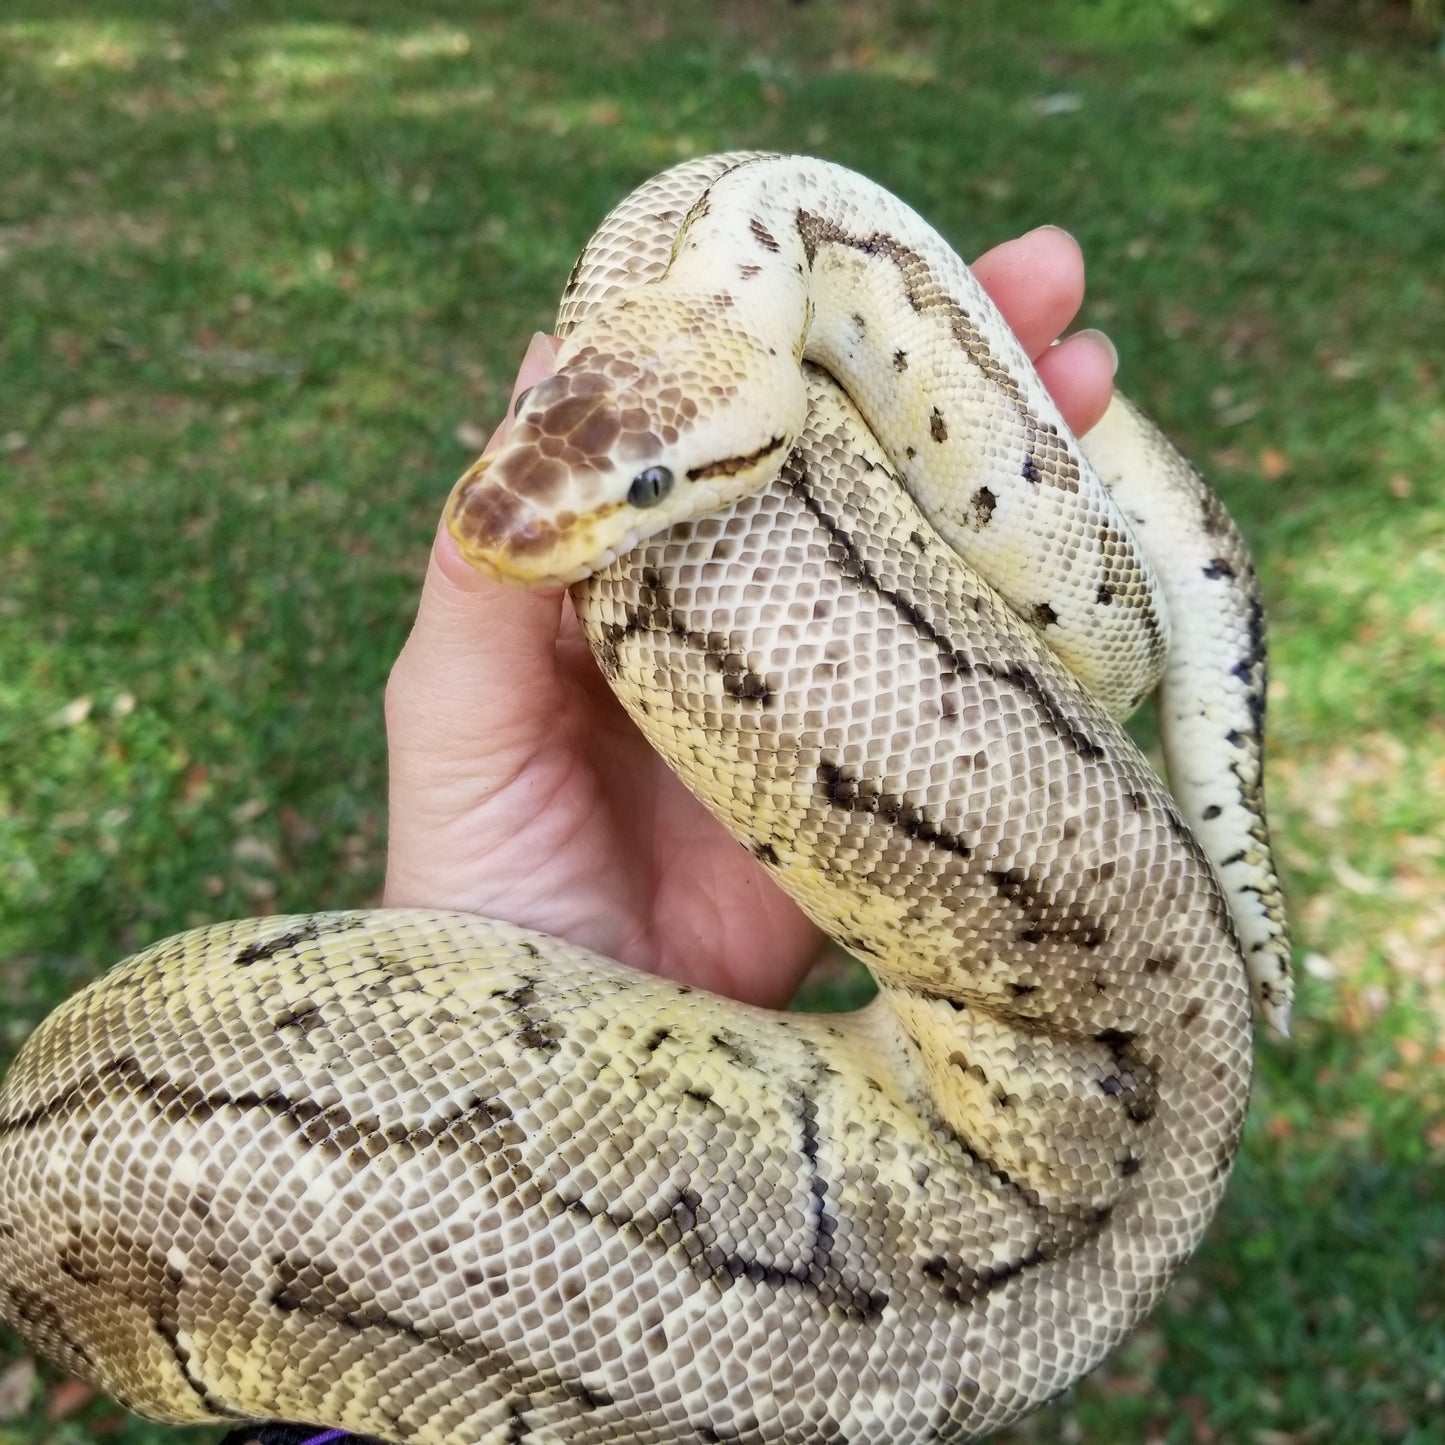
[444, 600, 821, 1005]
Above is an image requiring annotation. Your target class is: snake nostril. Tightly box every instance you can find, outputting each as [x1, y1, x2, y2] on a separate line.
[627, 466, 675, 508]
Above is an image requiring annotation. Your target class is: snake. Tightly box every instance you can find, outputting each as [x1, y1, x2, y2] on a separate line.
[0, 154, 1291, 1444]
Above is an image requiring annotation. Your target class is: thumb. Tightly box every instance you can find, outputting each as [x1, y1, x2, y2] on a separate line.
[383, 332, 564, 906]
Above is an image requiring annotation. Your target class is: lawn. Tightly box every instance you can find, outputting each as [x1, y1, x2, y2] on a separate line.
[1, 1, 1442, 1442]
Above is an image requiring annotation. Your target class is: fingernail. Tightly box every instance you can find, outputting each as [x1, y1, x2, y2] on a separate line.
[1036, 223, 1078, 243]
[506, 332, 559, 425]
[521, 330, 556, 373]
[1073, 327, 1119, 376]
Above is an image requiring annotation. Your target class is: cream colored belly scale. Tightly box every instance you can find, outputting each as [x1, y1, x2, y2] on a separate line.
[0, 154, 1287, 1444]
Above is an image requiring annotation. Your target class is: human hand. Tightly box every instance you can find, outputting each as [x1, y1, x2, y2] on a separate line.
[383, 225, 1117, 1009]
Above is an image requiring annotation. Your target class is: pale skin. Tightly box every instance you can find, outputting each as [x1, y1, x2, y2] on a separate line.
[383, 226, 1117, 1010]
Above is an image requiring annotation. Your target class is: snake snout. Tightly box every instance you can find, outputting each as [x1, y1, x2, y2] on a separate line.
[445, 458, 567, 576]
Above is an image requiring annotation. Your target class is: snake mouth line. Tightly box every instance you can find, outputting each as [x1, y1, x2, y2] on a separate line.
[686, 434, 788, 482]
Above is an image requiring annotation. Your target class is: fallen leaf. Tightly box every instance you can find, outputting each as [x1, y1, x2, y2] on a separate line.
[455, 420, 491, 451]
[232, 835, 277, 869]
[0, 1358, 36, 1419]
[57, 696, 92, 727]
[1034, 91, 1082, 115]
[46, 1377, 95, 1419]
[1260, 447, 1290, 479]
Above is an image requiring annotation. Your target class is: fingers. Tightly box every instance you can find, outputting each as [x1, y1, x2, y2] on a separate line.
[972, 225, 1117, 436]
[972, 225, 1086, 356]
[1036, 329, 1118, 437]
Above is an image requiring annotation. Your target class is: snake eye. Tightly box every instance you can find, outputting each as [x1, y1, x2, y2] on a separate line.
[513, 386, 534, 416]
[627, 466, 675, 508]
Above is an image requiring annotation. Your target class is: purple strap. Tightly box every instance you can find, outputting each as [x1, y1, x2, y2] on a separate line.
[302, 1433, 351, 1445]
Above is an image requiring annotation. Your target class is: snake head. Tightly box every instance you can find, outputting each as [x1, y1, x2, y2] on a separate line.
[446, 314, 805, 587]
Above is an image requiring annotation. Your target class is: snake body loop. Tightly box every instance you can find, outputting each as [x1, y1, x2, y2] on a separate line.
[0, 155, 1288, 1443]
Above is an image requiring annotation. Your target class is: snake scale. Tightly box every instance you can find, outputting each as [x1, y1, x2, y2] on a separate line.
[0, 154, 1291, 1443]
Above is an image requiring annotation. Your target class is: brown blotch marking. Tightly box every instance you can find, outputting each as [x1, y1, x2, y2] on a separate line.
[1093, 1028, 1157, 1122]
[817, 759, 972, 858]
[929, 407, 948, 443]
[57, 1233, 102, 1287]
[449, 469, 568, 556]
[1198, 485, 1235, 538]
[712, 291, 736, 309]
[785, 461, 1103, 759]
[547, 1070, 885, 1319]
[918, 1247, 1051, 1308]
[273, 1000, 325, 1035]
[893, 348, 908, 372]
[749, 216, 781, 252]
[503, 981, 562, 1055]
[595, 568, 774, 705]
[980, 661, 1106, 760]
[267, 1254, 544, 1393]
[1096, 584, 1115, 606]
[232, 917, 355, 968]
[971, 486, 996, 528]
[1032, 602, 1058, 628]
[948, 1051, 990, 1087]
[567, 407, 624, 458]
[708, 1029, 760, 1071]
[721, 652, 770, 702]
[1202, 558, 1236, 580]
[786, 460, 1108, 765]
[992, 867, 1109, 950]
[738, 262, 762, 279]
[562, 247, 587, 299]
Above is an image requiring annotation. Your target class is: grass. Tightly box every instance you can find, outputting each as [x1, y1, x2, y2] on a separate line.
[1, 1, 1442, 1441]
